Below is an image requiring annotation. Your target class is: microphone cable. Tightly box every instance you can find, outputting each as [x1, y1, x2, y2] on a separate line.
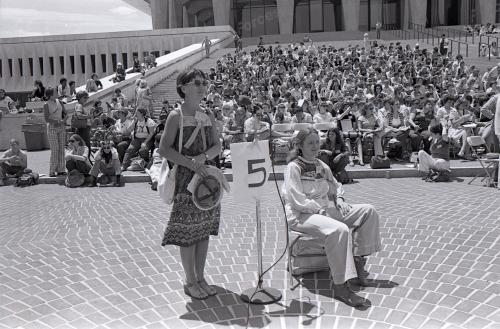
[244, 138, 291, 329]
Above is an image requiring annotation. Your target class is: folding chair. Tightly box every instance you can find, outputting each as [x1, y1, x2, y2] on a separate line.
[467, 136, 500, 187]
[287, 229, 328, 290]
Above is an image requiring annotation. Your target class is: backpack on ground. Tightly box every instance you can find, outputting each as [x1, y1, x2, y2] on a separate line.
[65, 169, 85, 188]
[370, 155, 391, 169]
[15, 172, 39, 187]
[386, 139, 402, 159]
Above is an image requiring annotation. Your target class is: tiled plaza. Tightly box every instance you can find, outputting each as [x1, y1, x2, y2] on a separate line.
[0, 178, 499, 329]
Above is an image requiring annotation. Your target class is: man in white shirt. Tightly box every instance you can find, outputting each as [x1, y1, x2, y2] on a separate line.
[244, 105, 270, 142]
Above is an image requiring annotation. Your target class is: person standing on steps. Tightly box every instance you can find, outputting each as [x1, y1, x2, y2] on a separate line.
[375, 21, 382, 40]
[202, 36, 212, 59]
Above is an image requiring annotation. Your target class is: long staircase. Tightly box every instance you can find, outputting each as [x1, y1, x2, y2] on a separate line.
[150, 48, 236, 117]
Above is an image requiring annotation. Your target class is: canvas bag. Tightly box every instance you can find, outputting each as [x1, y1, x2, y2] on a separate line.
[158, 109, 184, 204]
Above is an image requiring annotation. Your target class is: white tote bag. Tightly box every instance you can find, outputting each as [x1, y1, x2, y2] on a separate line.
[158, 110, 183, 204]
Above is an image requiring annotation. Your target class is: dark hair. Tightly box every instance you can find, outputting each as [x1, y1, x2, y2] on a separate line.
[76, 90, 89, 102]
[136, 108, 148, 116]
[34, 80, 44, 88]
[69, 80, 75, 86]
[287, 128, 319, 163]
[176, 69, 207, 99]
[45, 87, 55, 98]
[429, 123, 443, 135]
[60, 78, 67, 84]
[114, 88, 121, 93]
[69, 134, 85, 146]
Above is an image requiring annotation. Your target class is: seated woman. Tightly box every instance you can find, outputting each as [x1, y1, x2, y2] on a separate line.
[418, 123, 451, 182]
[112, 63, 126, 83]
[87, 139, 123, 187]
[85, 73, 103, 93]
[378, 98, 411, 160]
[65, 134, 91, 176]
[283, 128, 382, 307]
[319, 128, 352, 184]
[313, 100, 334, 123]
[357, 105, 383, 161]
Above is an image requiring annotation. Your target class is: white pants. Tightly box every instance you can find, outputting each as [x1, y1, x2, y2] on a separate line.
[417, 150, 450, 173]
[290, 204, 382, 285]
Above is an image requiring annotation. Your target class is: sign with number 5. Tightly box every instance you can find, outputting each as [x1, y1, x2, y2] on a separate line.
[230, 141, 271, 202]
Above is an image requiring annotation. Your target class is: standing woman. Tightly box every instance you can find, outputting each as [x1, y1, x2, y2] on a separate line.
[73, 91, 91, 157]
[43, 87, 67, 177]
[159, 69, 222, 300]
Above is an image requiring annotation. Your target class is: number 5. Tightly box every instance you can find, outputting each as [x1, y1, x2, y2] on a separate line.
[248, 159, 266, 188]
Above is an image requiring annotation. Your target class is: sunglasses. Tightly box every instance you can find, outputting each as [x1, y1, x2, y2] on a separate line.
[102, 146, 111, 150]
[187, 80, 209, 87]
[69, 139, 76, 142]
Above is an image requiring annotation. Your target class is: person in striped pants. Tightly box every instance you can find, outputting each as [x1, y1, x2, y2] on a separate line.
[43, 87, 67, 176]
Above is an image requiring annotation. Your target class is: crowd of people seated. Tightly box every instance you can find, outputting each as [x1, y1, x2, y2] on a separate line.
[4, 37, 500, 188]
[190, 39, 499, 183]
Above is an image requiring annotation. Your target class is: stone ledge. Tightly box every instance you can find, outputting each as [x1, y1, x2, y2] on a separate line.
[0, 166, 489, 186]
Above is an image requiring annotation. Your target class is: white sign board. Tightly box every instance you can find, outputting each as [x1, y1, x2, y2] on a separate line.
[230, 141, 271, 202]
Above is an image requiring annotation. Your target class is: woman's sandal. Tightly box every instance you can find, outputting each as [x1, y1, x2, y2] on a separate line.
[198, 278, 217, 296]
[335, 291, 367, 307]
[183, 283, 208, 300]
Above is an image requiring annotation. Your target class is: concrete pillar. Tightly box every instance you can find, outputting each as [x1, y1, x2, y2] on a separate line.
[0, 51, 8, 88]
[63, 48, 71, 80]
[342, 0, 360, 31]
[194, 13, 199, 27]
[33, 49, 41, 79]
[183, 5, 189, 27]
[172, 0, 184, 28]
[277, 0, 294, 35]
[85, 47, 92, 80]
[212, 0, 230, 26]
[478, 0, 496, 24]
[151, 0, 169, 29]
[22, 47, 29, 87]
[408, 0, 427, 27]
[438, 0, 446, 25]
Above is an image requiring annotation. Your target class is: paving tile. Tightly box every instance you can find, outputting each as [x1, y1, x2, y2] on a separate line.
[1, 179, 499, 329]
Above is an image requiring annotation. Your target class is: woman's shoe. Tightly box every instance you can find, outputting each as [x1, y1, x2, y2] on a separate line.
[333, 284, 367, 307]
[183, 283, 208, 300]
[198, 278, 217, 296]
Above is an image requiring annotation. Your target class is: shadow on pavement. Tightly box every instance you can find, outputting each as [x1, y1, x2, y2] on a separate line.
[180, 286, 324, 328]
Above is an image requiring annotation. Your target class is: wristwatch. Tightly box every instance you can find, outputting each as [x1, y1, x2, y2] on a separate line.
[318, 208, 327, 216]
[204, 153, 209, 161]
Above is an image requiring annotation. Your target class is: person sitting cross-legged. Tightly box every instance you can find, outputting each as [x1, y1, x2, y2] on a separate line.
[283, 128, 382, 307]
[417, 123, 451, 182]
[65, 134, 91, 176]
[0, 139, 27, 186]
[87, 139, 123, 187]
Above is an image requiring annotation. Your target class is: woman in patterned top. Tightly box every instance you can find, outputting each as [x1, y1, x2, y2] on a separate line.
[159, 69, 221, 300]
[283, 128, 382, 307]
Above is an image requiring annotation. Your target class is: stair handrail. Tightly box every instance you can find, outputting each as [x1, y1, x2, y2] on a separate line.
[409, 21, 475, 45]
[478, 34, 500, 61]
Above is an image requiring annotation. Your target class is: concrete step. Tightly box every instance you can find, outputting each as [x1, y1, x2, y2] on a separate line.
[3, 161, 489, 186]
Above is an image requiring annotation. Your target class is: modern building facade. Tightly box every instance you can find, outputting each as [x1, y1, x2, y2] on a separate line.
[0, 26, 233, 93]
[134, 0, 499, 37]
